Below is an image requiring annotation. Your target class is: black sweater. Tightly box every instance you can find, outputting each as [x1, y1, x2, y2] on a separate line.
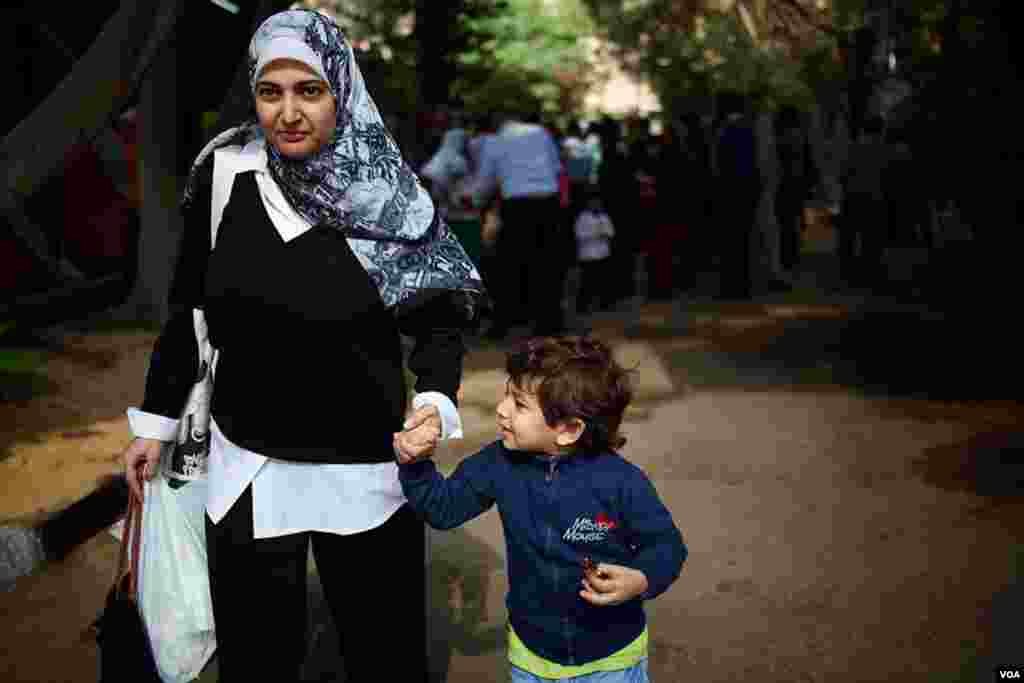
[140, 165, 465, 464]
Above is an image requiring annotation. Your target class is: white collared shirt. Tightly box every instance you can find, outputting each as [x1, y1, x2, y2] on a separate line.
[127, 141, 463, 538]
[127, 392, 459, 538]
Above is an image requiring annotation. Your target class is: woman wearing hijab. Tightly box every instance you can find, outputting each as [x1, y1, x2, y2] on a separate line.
[120, 10, 485, 681]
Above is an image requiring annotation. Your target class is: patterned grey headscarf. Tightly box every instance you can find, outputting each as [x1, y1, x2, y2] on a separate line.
[183, 9, 485, 318]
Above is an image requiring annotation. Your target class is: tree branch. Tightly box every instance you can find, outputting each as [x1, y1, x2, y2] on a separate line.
[1, 0, 184, 198]
[776, 0, 843, 39]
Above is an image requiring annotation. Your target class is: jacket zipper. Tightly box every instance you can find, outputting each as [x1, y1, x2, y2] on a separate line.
[545, 458, 574, 662]
[546, 459, 558, 482]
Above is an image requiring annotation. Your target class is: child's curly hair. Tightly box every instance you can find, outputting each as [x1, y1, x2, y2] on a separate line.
[506, 336, 633, 453]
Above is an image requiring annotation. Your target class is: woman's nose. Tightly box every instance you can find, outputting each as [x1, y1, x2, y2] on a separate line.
[281, 96, 301, 124]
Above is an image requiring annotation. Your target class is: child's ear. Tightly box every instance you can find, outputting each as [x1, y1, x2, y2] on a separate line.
[555, 418, 585, 448]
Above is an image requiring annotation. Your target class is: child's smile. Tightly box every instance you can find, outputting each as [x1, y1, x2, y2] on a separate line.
[495, 379, 582, 456]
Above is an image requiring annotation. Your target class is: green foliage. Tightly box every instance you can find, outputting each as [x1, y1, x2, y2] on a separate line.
[456, 0, 596, 116]
[698, 12, 814, 108]
[307, 0, 594, 118]
[463, 0, 590, 72]
[583, 0, 821, 114]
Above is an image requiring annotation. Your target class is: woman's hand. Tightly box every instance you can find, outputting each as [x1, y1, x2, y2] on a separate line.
[579, 562, 649, 607]
[122, 437, 163, 500]
[393, 405, 441, 464]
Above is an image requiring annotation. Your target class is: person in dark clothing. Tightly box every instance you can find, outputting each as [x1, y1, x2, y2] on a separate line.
[713, 91, 762, 299]
[468, 109, 565, 339]
[595, 117, 636, 305]
[642, 127, 686, 300]
[882, 123, 928, 250]
[839, 114, 900, 290]
[629, 131, 666, 299]
[120, 11, 485, 682]
[397, 336, 686, 681]
[773, 105, 816, 273]
[674, 113, 713, 292]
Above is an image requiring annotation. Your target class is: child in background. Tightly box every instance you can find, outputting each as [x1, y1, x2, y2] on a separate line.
[573, 190, 617, 315]
[396, 336, 686, 682]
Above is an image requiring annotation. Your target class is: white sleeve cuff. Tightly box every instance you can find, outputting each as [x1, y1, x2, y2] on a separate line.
[126, 408, 179, 442]
[412, 391, 463, 440]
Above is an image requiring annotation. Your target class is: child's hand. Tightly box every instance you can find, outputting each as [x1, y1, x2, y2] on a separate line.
[393, 405, 442, 464]
[579, 562, 648, 606]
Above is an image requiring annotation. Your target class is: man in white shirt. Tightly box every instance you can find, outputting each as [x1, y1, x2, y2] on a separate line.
[469, 111, 566, 339]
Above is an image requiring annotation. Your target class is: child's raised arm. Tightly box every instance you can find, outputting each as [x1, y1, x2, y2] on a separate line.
[398, 445, 500, 530]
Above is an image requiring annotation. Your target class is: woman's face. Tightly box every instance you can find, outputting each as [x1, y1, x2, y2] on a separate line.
[255, 59, 337, 159]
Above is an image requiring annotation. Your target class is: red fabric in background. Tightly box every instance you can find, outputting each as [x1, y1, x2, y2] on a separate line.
[61, 138, 137, 275]
[559, 166, 570, 209]
[0, 235, 40, 293]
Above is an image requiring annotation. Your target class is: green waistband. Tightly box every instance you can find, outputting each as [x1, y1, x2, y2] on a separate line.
[507, 623, 647, 679]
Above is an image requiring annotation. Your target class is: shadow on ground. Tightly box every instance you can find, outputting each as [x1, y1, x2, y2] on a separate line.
[622, 302, 1019, 402]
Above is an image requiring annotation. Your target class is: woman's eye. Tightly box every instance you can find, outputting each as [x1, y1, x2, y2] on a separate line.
[257, 87, 278, 99]
[303, 86, 324, 97]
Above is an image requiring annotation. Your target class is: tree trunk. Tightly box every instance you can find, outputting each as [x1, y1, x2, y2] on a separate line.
[1, 0, 182, 198]
[122, 0, 293, 324]
[0, 0, 184, 322]
[125, 32, 182, 325]
[415, 1, 460, 111]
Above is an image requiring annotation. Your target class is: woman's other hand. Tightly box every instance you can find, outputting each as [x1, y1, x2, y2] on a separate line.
[393, 405, 441, 464]
[122, 437, 163, 500]
[579, 563, 649, 607]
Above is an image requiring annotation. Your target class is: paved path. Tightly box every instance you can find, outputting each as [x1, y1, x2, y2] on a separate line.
[2, 268, 1021, 682]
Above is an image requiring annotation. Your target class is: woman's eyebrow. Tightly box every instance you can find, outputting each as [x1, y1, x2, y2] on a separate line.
[255, 79, 326, 88]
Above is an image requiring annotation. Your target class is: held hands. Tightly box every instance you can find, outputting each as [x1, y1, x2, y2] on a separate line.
[393, 404, 442, 465]
[122, 437, 164, 500]
[579, 562, 649, 607]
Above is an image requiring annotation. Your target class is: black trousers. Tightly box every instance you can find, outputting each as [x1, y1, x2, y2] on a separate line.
[775, 183, 805, 271]
[492, 194, 567, 336]
[576, 258, 616, 314]
[838, 193, 888, 287]
[206, 488, 426, 682]
[716, 188, 760, 299]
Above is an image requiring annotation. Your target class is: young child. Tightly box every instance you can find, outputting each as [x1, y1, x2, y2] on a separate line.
[573, 190, 616, 315]
[396, 336, 686, 682]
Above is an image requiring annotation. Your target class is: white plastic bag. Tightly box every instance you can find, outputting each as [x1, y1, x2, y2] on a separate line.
[137, 473, 216, 683]
[135, 309, 217, 682]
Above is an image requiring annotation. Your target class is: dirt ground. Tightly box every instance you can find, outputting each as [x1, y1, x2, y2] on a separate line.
[2, 278, 1023, 681]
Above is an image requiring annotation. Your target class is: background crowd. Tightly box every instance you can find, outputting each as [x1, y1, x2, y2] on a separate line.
[414, 88, 940, 341]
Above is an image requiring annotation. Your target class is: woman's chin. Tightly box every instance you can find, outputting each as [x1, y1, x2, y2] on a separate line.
[275, 142, 320, 160]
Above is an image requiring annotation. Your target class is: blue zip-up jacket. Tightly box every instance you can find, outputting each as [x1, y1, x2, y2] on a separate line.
[399, 441, 687, 666]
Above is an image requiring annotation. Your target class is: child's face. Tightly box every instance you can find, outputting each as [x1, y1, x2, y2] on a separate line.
[495, 378, 580, 456]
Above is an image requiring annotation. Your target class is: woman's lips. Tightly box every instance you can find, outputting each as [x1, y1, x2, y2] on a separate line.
[279, 132, 308, 142]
